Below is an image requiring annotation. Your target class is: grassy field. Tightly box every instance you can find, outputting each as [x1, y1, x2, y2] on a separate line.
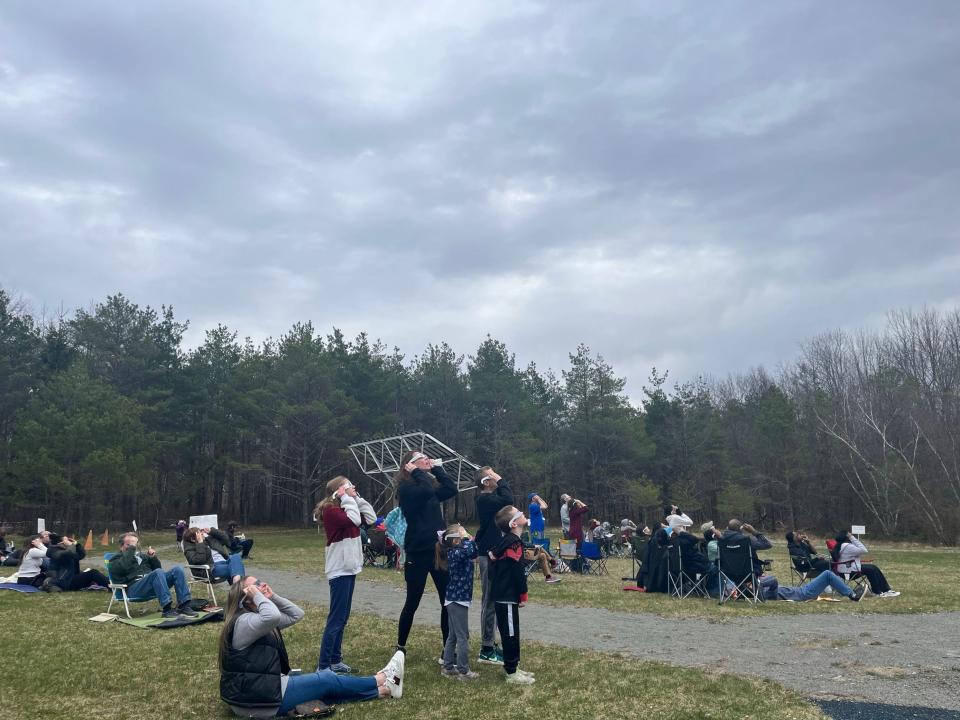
[0, 589, 826, 720]
[125, 526, 960, 619]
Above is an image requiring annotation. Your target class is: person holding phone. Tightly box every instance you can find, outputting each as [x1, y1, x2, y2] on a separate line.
[314, 476, 376, 673]
[394, 451, 458, 657]
[108, 532, 197, 618]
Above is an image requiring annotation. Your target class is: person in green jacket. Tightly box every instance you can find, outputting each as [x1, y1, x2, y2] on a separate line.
[109, 533, 197, 619]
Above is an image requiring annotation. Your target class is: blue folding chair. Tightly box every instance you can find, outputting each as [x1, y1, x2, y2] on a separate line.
[104, 552, 156, 619]
[580, 542, 608, 575]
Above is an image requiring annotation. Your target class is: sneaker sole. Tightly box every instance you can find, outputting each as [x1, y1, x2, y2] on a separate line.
[478, 658, 504, 665]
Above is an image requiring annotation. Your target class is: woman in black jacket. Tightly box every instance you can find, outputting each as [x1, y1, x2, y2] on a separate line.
[395, 451, 458, 655]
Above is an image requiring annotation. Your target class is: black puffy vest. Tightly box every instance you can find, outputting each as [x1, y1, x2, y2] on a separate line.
[220, 624, 291, 709]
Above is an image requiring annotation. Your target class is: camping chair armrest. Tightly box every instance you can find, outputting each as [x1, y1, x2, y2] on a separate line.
[187, 564, 214, 578]
[108, 582, 128, 590]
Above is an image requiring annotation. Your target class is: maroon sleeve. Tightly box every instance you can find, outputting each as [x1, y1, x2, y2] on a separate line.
[322, 506, 354, 544]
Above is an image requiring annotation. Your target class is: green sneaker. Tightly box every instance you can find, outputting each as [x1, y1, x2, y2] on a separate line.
[478, 648, 503, 665]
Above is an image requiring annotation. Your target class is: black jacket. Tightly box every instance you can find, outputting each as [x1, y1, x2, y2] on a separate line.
[721, 529, 771, 575]
[397, 466, 458, 553]
[474, 481, 514, 553]
[641, 528, 669, 593]
[183, 528, 232, 571]
[489, 533, 528, 604]
[46, 541, 85, 580]
[673, 532, 711, 575]
[220, 623, 290, 710]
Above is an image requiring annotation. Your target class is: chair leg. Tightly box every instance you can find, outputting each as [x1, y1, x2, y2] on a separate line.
[122, 591, 133, 619]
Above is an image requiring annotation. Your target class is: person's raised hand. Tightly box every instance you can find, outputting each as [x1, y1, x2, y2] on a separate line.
[742, 524, 755, 535]
[404, 461, 417, 473]
[147, 546, 156, 557]
[259, 582, 274, 599]
[242, 584, 259, 601]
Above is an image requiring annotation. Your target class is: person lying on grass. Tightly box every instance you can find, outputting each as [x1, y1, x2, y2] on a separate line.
[109, 532, 197, 618]
[761, 569, 866, 602]
[219, 575, 404, 718]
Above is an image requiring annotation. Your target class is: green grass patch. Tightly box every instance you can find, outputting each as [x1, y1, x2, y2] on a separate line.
[0, 590, 825, 720]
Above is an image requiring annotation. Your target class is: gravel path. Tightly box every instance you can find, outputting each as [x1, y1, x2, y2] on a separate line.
[245, 564, 960, 712]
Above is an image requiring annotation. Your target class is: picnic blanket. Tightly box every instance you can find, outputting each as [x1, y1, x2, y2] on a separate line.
[116, 607, 224, 629]
[0, 583, 40, 593]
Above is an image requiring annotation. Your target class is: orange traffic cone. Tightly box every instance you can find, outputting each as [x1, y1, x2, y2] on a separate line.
[100, 529, 110, 547]
[84, 529, 94, 550]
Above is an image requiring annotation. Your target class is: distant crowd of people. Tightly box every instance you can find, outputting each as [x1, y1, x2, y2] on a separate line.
[0, 459, 902, 717]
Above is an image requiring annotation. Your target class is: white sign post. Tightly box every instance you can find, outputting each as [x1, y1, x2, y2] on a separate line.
[37, 518, 45, 533]
[189, 514, 219, 530]
[851, 524, 866, 538]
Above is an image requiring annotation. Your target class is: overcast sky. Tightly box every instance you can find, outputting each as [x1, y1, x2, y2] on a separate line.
[1, 2, 958, 399]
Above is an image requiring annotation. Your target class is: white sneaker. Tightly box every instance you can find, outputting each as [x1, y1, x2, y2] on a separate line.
[879, 590, 901, 598]
[505, 670, 535, 685]
[516, 668, 535, 679]
[381, 651, 405, 698]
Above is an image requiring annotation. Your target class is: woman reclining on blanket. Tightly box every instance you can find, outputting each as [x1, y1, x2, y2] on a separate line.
[219, 576, 404, 717]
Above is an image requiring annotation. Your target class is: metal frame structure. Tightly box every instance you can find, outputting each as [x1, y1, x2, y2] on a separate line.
[348, 431, 479, 510]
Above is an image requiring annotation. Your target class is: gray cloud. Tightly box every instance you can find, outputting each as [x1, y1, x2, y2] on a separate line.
[1, 1, 959, 399]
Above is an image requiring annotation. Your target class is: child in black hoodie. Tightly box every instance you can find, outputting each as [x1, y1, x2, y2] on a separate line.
[488, 506, 534, 684]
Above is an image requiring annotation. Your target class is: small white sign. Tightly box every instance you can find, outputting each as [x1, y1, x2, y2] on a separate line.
[851, 525, 866, 535]
[132, 520, 138, 532]
[37, 518, 45, 533]
[189, 514, 219, 529]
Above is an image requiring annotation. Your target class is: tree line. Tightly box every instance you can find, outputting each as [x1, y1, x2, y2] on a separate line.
[1, 288, 957, 544]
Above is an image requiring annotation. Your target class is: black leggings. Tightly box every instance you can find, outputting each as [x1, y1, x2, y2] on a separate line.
[56, 569, 111, 591]
[397, 549, 449, 649]
[859, 563, 891, 594]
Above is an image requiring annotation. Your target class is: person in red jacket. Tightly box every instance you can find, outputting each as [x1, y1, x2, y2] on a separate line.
[315, 475, 376, 673]
[489, 506, 534, 685]
[567, 498, 590, 549]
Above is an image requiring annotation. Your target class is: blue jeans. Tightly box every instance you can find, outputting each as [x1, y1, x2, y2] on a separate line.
[212, 554, 245, 583]
[319, 574, 356, 668]
[277, 670, 378, 714]
[127, 566, 191, 607]
[778, 570, 853, 601]
[230, 537, 254, 558]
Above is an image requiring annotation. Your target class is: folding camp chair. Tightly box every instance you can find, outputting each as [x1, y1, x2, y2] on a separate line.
[717, 538, 764, 605]
[185, 563, 228, 606]
[831, 561, 868, 595]
[788, 552, 824, 586]
[666, 541, 707, 599]
[580, 541, 608, 576]
[558, 541, 585, 574]
[362, 527, 390, 568]
[103, 552, 156, 619]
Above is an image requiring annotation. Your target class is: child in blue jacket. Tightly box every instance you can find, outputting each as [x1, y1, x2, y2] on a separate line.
[435, 523, 479, 680]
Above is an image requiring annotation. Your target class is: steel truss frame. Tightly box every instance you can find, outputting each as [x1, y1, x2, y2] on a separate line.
[349, 431, 479, 510]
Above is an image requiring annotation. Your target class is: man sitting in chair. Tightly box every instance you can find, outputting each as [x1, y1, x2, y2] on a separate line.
[721, 519, 776, 593]
[109, 533, 197, 618]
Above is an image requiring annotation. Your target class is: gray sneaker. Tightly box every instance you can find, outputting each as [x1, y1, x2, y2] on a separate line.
[458, 670, 480, 681]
